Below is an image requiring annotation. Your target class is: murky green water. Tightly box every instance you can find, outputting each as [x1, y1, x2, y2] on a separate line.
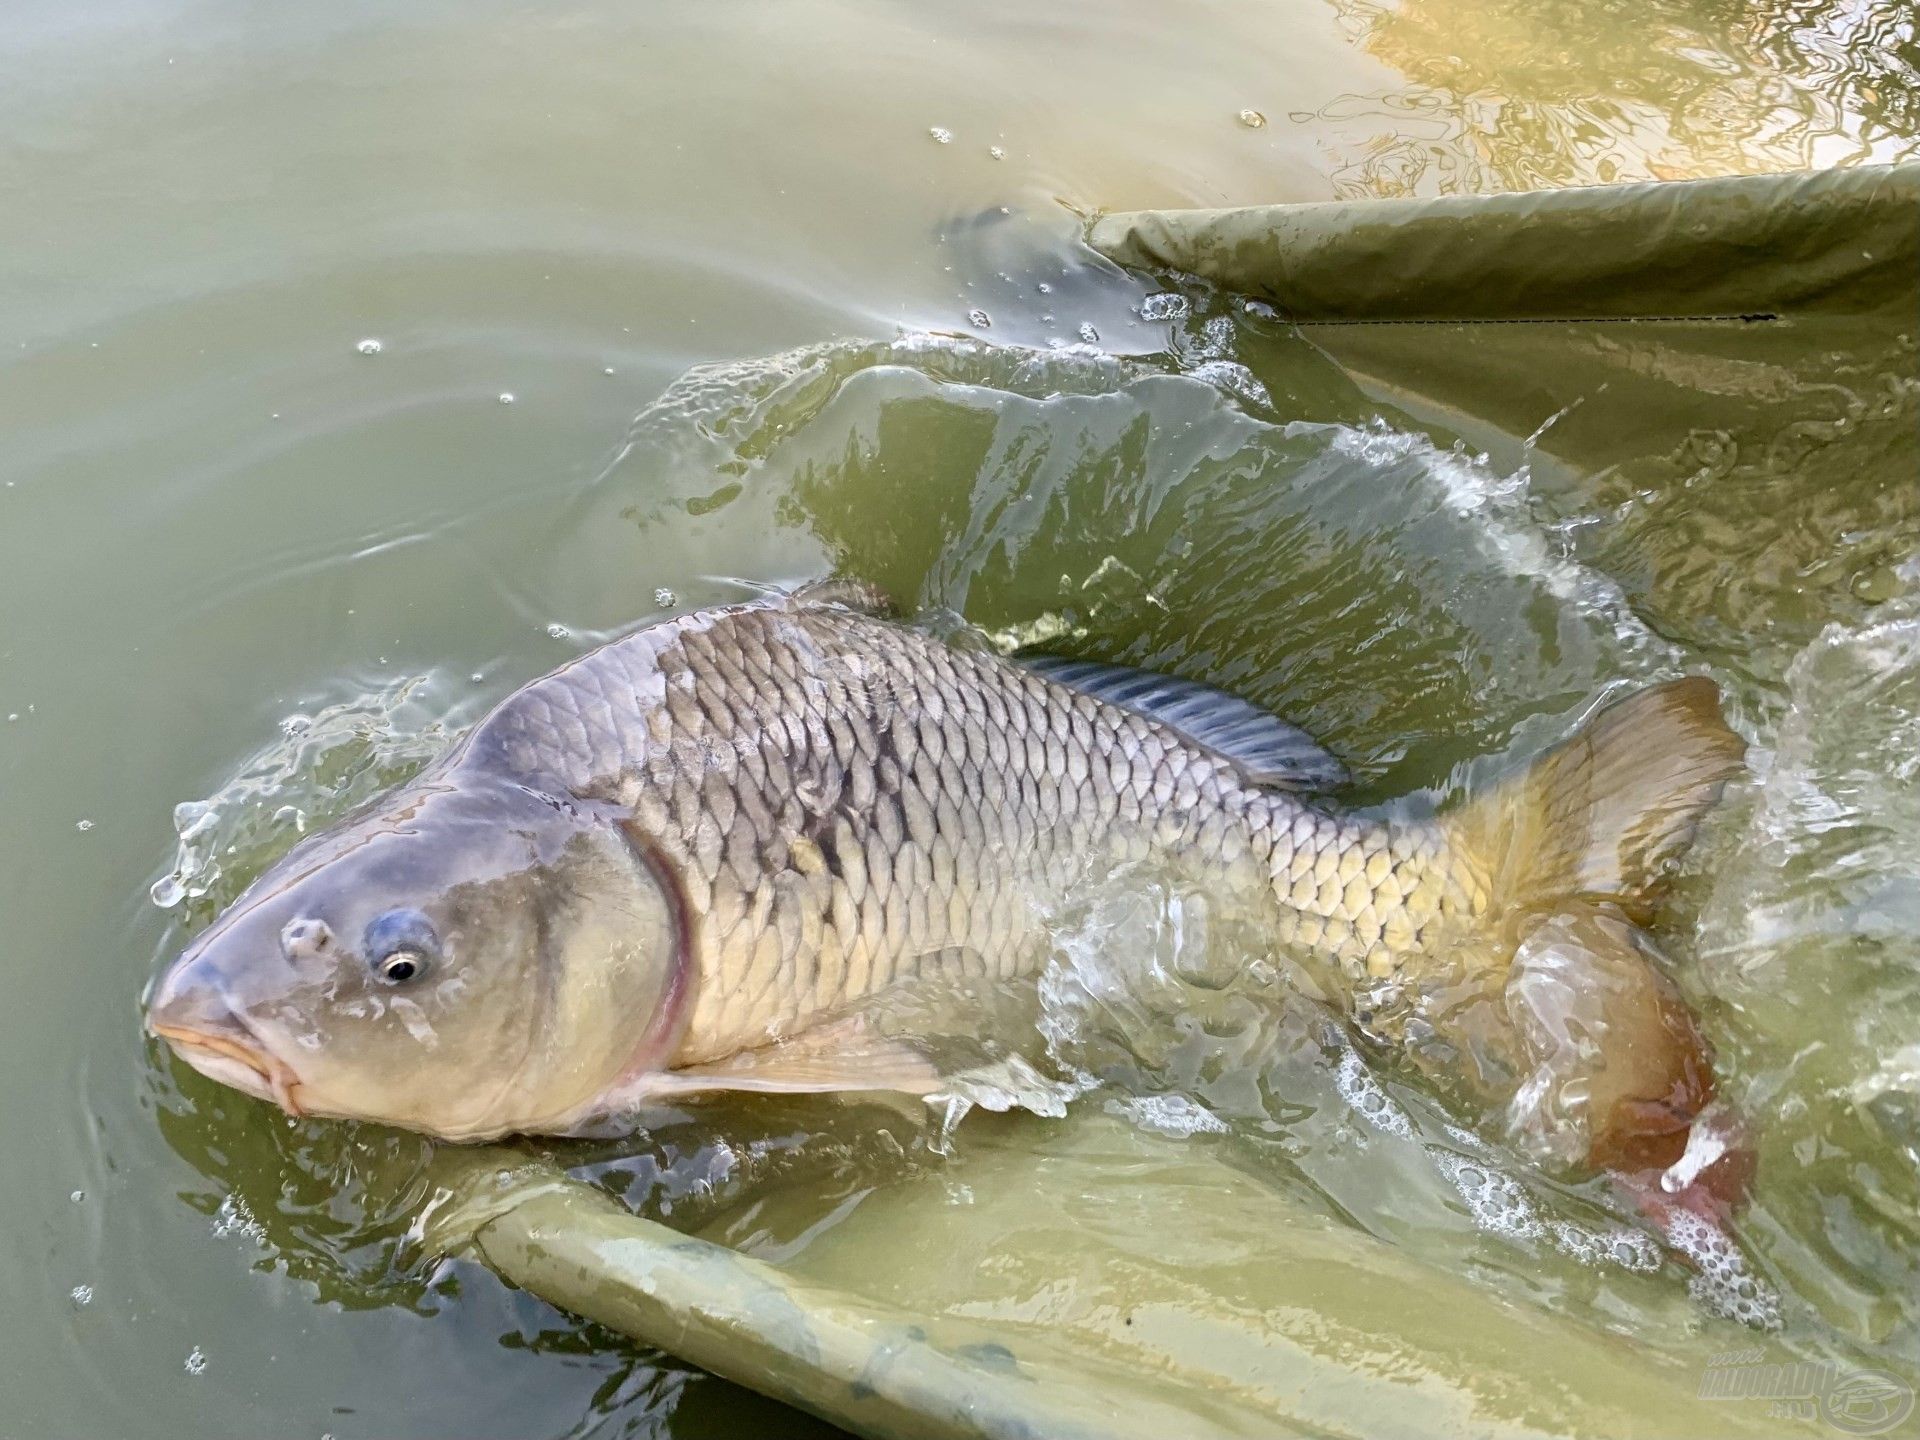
[3, 2, 1917, 1436]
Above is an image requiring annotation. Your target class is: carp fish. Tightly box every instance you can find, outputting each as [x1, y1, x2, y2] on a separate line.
[147, 582, 1748, 1209]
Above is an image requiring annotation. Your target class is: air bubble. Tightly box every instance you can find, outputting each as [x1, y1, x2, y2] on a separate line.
[1077, 322, 1099, 344]
[653, 587, 676, 607]
[1335, 1048, 1414, 1138]
[988, 146, 1005, 160]
[1109, 1093, 1229, 1137]
[1139, 292, 1190, 321]
[70, 1285, 93, 1307]
[184, 1347, 207, 1376]
[1238, 109, 1267, 128]
[545, 623, 570, 640]
[497, 392, 515, 405]
[929, 126, 953, 144]
[354, 338, 383, 356]
[75, 819, 94, 832]
[210, 1194, 265, 1243]
[1666, 1210, 1784, 1330]
[1429, 1148, 1546, 1241]
[1190, 360, 1271, 408]
[967, 309, 992, 329]
[150, 875, 184, 908]
[69, 1189, 85, 1203]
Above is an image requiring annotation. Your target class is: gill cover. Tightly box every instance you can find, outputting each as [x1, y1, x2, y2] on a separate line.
[148, 759, 690, 1141]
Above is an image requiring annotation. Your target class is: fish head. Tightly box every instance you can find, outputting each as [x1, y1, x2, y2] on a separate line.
[146, 766, 688, 1140]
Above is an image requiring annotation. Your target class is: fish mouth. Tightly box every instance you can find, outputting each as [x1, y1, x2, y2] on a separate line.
[150, 1020, 306, 1117]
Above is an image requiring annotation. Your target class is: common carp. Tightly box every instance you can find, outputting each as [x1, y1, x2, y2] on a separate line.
[147, 582, 1747, 1209]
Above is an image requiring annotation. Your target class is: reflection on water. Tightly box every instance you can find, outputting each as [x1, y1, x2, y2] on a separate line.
[1305, 0, 1920, 196]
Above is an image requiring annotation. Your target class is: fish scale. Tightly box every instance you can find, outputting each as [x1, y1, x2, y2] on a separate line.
[480, 591, 1478, 1065]
[152, 588, 1748, 1184]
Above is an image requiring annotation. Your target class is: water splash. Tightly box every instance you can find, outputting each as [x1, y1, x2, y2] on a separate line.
[1108, 1093, 1229, 1138]
[149, 676, 459, 919]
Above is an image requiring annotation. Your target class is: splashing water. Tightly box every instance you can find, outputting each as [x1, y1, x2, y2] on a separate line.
[149, 676, 462, 921]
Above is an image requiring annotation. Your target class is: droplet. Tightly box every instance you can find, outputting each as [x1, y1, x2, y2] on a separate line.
[184, 1347, 207, 1376]
[1852, 565, 1902, 604]
[545, 623, 570, 640]
[929, 126, 953, 144]
[1237, 109, 1267, 128]
[653, 587, 676, 608]
[355, 338, 383, 356]
[967, 309, 992, 329]
[497, 392, 515, 405]
[75, 819, 94, 832]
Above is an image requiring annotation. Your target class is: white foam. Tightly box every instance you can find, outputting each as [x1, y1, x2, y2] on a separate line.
[1109, 1093, 1229, 1138]
[1334, 1047, 1414, 1139]
[1429, 1147, 1547, 1242]
[1666, 1209, 1784, 1331]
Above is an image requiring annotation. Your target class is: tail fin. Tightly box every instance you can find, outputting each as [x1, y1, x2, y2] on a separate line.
[1448, 678, 1746, 923]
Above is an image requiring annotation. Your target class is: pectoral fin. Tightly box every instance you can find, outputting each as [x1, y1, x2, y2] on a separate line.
[634, 1015, 948, 1100]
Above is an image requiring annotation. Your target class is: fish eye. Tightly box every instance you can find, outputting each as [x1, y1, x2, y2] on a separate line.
[376, 951, 425, 984]
[363, 908, 438, 985]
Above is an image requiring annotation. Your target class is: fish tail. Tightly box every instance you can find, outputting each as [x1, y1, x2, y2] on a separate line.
[1443, 677, 1746, 925]
[1440, 678, 1753, 1210]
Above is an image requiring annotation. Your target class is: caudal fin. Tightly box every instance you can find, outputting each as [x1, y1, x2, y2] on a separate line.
[1448, 678, 1746, 924]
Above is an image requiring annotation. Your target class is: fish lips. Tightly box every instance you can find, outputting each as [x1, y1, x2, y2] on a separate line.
[149, 1003, 306, 1117]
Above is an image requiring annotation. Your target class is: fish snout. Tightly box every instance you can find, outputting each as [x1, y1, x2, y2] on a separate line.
[147, 954, 304, 1115]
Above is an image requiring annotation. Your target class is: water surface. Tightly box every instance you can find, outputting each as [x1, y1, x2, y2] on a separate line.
[3, 1, 1916, 1436]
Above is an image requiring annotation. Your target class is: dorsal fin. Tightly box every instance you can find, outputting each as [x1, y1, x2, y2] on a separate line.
[1018, 656, 1347, 792]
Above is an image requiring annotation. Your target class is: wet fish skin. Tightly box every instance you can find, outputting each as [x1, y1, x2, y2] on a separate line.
[148, 584, 1742, 1185]
[474, 588, 1483, 1073]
